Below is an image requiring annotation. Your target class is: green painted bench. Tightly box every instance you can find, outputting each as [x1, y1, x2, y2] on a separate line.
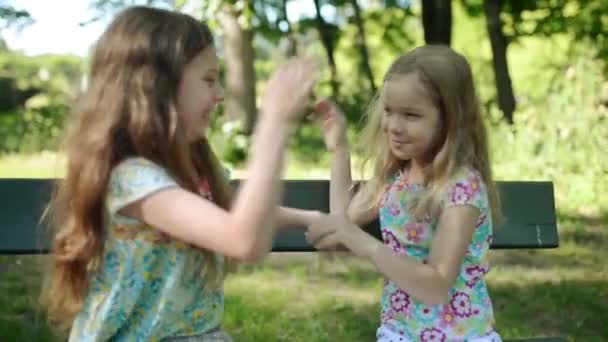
[0, 179, 564, 341]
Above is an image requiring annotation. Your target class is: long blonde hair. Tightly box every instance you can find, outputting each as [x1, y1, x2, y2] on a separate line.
[41, 6, 233, 330]
[359, 45, 501, 224]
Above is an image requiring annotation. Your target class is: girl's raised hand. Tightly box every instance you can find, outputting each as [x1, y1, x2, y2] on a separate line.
[310, 99, 348, 152]
[260, 58, 320, 124]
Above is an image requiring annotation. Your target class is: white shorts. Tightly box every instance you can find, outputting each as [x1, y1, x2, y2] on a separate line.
[376, 325, 502, 342]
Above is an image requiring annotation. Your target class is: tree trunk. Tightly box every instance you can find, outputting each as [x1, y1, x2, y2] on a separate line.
[421, 0, 452, 45]
[350, 0, 376, 92]
[484, 0, 516, 123]
[313, 0, 339, 96]
[281, 0, 297, 57]
[219, 8, 257, 134]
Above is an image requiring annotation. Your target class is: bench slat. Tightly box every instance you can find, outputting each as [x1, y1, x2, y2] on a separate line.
[0, 179, 558, 254]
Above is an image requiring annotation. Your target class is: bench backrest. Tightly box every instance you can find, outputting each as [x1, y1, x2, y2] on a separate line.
[0, 179, 558, 254]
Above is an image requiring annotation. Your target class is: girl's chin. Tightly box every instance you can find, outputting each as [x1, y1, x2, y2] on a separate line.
[390, 148, 412, 161]
[188, 127, 208, 142]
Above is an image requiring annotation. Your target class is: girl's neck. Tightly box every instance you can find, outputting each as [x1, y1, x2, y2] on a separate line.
[405, 158, 427, 184]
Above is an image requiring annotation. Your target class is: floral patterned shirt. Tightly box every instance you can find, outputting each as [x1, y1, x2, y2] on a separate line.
[378, 167, 497, 341]
[69, 158, 225, 342]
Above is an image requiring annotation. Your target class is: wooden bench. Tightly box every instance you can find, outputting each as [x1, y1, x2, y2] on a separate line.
[0, 179, 564, 341]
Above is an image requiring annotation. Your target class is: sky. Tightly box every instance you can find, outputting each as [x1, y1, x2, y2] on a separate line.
[2, 0, 322, 57]
[3, 0, 107, 56]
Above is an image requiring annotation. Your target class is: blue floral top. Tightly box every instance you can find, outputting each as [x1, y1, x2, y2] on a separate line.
[69, 158, 225, 342]
[378, 167, 497, 341]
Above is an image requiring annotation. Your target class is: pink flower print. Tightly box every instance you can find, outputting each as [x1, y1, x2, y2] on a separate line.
[390, 289, 411, 313]
[439, 307, 457, 328]
[450, 292, 472, 318]
[404, 223, 423, 243]
[468, 175, 481, 192]
[465, 266, 487, 288]
[418, 306, 435, 322]
[394, 175, 407, 191]
[450, 183, 470, 205]
[420, 327, 446, 342]
[382, 230, 405, 254]
[380, 309, 395, 322]
[422, 212, 433, 224]
[387, 202, 401, 216]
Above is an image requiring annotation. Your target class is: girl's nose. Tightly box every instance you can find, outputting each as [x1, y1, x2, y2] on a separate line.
[387, 115, 404, 134]
[215, 84, 224, 102]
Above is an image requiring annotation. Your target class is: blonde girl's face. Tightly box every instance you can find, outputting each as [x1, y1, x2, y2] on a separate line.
[176, 46, 224, 141]
[382, 73, 443, 165]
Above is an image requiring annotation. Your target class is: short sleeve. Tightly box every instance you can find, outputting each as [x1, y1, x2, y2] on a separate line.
[442, 169, 488, 213]
[106, 158, 178, 217]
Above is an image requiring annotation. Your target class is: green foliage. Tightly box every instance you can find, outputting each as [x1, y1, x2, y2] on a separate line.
[0, 50, 83, 110]
[461, 0, 608, 71]
[0, 105, 67, 154]
[489, 47, 607, 214]
[0, 3, 33, 30]
[201, 0, 257, 30]
[0, 0, 604, 216]
[334, 6, 419, 102]
[0, 51, 81, 150]
[207, 117, 250, 166]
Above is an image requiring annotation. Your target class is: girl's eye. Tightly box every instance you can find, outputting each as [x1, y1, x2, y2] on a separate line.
[204, 78, 216, 84]
[404, 112, 420, 118]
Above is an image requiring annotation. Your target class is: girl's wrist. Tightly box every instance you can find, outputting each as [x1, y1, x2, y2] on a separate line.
[306, 210, 325, 226]
[338, 223, 377, 258]
[256, 114, 296, 136]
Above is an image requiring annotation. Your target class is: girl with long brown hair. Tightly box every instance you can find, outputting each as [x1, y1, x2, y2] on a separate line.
[41, 6, 321, 341]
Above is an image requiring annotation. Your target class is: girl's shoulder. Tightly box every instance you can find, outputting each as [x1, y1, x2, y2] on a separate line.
[107, 157, 179, 217]
[442, 166, 488, 211]
[449, 166, 485, 187]
[113, 157, 163, 173]
[111, 157, 175, 183]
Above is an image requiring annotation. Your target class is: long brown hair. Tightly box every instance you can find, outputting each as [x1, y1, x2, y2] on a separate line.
[41, 6, 232, 330]
[359, 45, 501, 224]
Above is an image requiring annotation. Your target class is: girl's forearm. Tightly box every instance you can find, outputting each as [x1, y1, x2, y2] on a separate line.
[229, 117, 292, 260]
[330, 145, 353, 214]
[276, 207, 322, 230]
[342, 228, 452, 306]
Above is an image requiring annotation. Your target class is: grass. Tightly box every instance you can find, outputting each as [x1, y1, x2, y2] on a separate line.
[0, 153, 607, 341]
[0, 152, 64, 178]
[1, 217, 606, 341]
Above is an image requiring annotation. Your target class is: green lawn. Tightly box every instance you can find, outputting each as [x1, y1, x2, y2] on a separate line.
[1, 153, 606, 341]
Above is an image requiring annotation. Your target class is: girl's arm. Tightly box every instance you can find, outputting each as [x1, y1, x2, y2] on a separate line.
[275, 207, 323, 230]
[122, 59, 318, 262]
[313, 100, 378, 224]
[307, 206, 479, 305]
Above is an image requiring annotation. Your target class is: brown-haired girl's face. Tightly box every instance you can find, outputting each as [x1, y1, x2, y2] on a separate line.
[176, 46, 224, 141]
[382, 73, 442, 165]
